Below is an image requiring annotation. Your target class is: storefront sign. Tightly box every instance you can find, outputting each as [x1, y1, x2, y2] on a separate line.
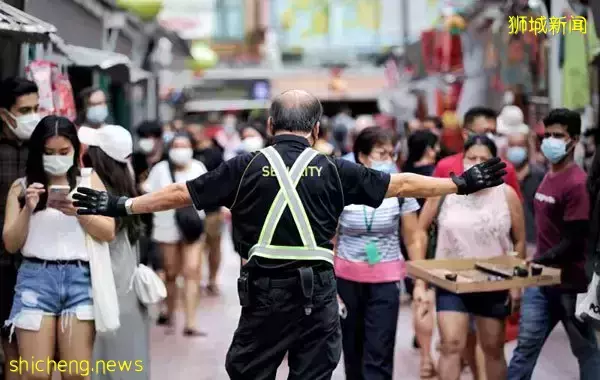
[185, 79, 271, 101]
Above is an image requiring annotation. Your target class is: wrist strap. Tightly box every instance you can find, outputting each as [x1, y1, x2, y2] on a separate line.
[450, 173, 466, 195]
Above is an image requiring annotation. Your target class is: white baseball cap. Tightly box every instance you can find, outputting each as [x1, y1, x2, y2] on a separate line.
[78, 124, 133, 163]
[497, 105, 530, 136]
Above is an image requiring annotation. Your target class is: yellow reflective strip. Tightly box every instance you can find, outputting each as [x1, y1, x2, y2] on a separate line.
[263, 147, 318, 247]
[257, 148, 310, 244]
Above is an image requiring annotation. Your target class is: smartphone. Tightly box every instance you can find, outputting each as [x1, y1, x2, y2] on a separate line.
[47, 185, 70, 207]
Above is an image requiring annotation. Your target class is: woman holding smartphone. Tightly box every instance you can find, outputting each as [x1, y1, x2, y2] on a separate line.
[2, 116, 115, 380]
[78, 124, 149, 380]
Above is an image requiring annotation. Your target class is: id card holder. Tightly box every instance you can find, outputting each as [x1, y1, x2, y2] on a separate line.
[365, 241, 381, 265]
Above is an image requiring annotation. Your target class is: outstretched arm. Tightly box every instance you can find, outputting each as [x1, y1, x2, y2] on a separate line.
[385, 157, 507, 198]
[386, 174, 457, 198]
[129, 183, 192, 214]
[74, 154, 251, 217]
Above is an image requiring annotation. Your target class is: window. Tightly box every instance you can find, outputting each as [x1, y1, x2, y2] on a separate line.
[213, 0, 245, 41]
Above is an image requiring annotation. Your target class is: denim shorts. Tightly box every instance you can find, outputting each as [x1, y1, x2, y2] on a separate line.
[4, 259, 94, 338]
[436, 288, 510, 320]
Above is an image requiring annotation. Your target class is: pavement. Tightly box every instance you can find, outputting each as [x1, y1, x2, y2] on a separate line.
[150, 230, 580, 380]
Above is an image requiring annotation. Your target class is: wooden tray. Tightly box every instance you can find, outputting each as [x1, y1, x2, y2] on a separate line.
[406, 255, 561, 294]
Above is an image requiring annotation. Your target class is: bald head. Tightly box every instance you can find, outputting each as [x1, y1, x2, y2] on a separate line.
[269, 90, 323, 135]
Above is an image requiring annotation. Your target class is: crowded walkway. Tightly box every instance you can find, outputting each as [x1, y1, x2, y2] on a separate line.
[148, 227, 580, 380]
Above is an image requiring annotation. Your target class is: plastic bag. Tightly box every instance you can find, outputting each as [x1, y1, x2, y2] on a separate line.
[51, 66, 76, 121]
[25, 61, 55, 116]
[575, 272, 600, 330]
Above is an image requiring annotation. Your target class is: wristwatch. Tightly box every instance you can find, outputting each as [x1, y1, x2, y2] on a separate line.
[124, 198, 134, 215]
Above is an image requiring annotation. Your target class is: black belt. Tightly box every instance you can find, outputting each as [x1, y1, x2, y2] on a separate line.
[24, 257, 89, 266]
[252, 267, 333, 289]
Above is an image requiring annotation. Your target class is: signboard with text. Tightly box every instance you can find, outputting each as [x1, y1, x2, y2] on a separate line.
[184, 79, 271, 102]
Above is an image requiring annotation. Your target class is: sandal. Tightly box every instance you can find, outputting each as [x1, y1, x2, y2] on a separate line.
[412, 335, 420, 349]
[420, 360, 436, 379]
[206, 284, 220, 296]
[183, 328, 207, 337]
[156, 314, 171, 326]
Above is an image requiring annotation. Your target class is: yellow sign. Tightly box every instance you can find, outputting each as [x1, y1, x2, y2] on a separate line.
[508, 15, 587, 35]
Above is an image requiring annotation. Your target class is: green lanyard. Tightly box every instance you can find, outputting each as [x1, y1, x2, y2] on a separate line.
[362, 206, 377, 233]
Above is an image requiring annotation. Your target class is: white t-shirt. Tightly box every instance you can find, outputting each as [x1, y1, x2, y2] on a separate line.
[143, 160, 207, 243]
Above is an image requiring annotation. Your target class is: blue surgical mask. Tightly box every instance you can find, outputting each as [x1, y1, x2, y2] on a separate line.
[86, 105, 108, 124]
[163, 131, 174, 144]
[506, 146, 528, 166]
[541, 137, 568, 164]
[371, 160, 398, 174]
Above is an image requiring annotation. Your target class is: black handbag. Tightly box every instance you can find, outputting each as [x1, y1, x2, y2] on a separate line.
[426, 195, 446, 260]
[168, 165, 204, 243]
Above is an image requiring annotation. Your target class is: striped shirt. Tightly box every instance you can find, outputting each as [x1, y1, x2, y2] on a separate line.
[335, 197, 420, 283]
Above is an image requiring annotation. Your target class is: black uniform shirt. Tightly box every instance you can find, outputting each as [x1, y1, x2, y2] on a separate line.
[186, 134, 391, 270]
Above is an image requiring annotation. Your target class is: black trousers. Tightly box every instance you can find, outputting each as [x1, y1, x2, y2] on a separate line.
[226, 268, 342, 380]
[337, 278, 400, 380]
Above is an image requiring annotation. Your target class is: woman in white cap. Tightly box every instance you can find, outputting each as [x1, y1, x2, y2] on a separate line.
[78, 124, 150, 379]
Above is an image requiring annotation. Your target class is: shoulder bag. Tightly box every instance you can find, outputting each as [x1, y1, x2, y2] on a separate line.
[79, 168, 120, 332]
[168, 164, 204, 243]
[125, 233, 167, 305]
[426, 195, 446, 260]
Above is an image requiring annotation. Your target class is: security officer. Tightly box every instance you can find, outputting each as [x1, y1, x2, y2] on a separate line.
[73, 90, 506, 379]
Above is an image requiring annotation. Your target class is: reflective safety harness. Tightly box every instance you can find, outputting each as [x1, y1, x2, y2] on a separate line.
[248, 146, 335, 265]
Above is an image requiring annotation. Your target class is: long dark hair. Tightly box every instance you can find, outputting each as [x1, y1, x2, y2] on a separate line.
[404, 130, 439, 170]
[83, 146, 142, 244]
[26, 116, 80, 212]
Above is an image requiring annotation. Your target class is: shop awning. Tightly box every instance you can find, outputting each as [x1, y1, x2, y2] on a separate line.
[130, 67, 152, 83]
[50, 35, 141, 83]
[59, 44, 131, 70]
[0, 1, 57, 42]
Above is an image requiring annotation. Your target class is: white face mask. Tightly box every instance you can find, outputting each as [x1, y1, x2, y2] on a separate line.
[43, 154, 74, 176]
[6, 112, 40, 140]
[241, 136, 264, 152]
[169, 147, 193, 166]
[463, 160, 475, 172]
[138, 138, 155, 154]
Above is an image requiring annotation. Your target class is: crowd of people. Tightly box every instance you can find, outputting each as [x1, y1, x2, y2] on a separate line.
[0, 73, 599, 380]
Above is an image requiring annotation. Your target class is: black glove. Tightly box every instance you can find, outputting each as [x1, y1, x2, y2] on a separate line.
[73, 187, 128, 217]
[451, 157, 507, 195]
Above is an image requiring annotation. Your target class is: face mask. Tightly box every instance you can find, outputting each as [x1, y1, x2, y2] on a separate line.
[463, 161, 475, 171]
[224, 121, 236, 135]
[169, 147, 193, 166]
[541, 137, 569, 164]
[506, 146, 528, 166]
[43, 154, 74, 176]
[242, 137, 264, 152]
[86, 105, 108, 124]
[5, 111, 40, 140]
[163, 131, 174, 144]
[371, 160, 397, 174]
[138, 138, 155, 154]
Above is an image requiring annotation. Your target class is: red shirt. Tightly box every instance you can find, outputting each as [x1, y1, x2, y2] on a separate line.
[433, 153, 523, 200]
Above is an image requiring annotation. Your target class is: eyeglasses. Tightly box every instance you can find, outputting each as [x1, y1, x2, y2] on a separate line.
[369, 149, 397, 161]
